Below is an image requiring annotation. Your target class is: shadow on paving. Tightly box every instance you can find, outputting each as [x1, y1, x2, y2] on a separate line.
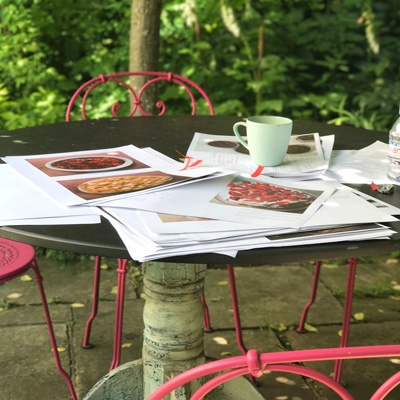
[0, 254, 399, 399]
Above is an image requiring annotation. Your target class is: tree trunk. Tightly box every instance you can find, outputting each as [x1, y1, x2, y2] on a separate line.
[129, 0, 163, 115]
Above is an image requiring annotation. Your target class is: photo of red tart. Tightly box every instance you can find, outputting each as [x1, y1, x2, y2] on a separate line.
[213, 178, 317, 212]
[46, 156, 133, 172]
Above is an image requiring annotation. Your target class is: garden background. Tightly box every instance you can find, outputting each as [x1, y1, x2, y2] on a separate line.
[1, 0, 400, 133]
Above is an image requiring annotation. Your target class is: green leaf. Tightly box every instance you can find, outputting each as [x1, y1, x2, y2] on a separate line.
[304, 323, 319, 333]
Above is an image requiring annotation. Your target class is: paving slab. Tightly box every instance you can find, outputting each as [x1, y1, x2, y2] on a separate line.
[317, 256, 400, 296]
[285, 321, 400, 399]
[72, 298, 144, 399]
[0, 323, 73, 399]
[0, 256, 138, 306]
[204, 264, 344, 329]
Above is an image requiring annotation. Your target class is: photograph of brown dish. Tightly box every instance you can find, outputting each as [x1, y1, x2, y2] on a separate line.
[207, 140, 239, 148]
[46, 156, 133, 172]
[287, 145, 312, 154]
[296, 134, 315, 142]
[235, 145, 250, 154]
[78, 175, 172, 194]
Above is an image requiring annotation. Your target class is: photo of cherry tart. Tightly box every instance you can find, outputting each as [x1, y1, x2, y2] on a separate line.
[46, 156, 133, 172]
[217, 178, 317, 212]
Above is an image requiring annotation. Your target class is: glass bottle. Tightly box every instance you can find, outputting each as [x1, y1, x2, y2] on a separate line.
[387, 110, 400, 181]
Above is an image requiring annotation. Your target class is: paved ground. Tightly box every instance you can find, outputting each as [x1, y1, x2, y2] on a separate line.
[1, 254, 400, 399]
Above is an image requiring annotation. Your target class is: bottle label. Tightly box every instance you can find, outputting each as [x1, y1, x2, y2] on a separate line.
[389, 140, 400, 159]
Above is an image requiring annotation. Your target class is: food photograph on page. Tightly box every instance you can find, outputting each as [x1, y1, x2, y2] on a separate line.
[210, 175, 322, 213]
[56, 171, 187, 200]
[25, 150, 149, 177]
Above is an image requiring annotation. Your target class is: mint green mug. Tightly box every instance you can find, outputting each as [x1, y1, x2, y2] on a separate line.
[233, 116, 293, 167]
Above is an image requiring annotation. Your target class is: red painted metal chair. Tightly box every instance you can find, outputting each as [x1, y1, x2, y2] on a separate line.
[66, 71, 214, 370]
[147, 347, 400, 400]
[0, 238, 77, 399]
[297, 258, 359, 382]
[223, 258, 358, 384]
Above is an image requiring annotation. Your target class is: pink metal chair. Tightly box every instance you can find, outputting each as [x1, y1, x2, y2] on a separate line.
[218, 258, 358, 384]
[297, 258, 359, 382]
[148, 347, 400, 400]
[66, 71, 215, 370]
[0, 238, 77, 400]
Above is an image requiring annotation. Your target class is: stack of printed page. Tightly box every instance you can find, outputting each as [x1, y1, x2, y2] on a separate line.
[1, 131, 399, 261]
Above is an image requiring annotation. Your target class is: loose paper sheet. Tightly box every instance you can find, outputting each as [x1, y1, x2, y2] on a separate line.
[326, 141, 394, 184]
[3, 145, 221, 206]
[0, 165, 99, 225]
[186, 132, 334, 179]
[100, 173, 336, 229]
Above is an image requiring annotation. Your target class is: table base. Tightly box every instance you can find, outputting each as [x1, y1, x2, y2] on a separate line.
[83, 359, 266, 399]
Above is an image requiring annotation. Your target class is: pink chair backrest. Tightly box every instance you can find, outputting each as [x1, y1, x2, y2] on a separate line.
[65, 71, 214, 121]
[147, 347, 400, 400]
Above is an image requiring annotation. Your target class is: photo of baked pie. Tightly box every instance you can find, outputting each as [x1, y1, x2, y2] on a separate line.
[78, 175, 173, 194]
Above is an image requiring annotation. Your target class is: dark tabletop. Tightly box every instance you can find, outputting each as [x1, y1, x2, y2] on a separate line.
[1, 116, 399, 264]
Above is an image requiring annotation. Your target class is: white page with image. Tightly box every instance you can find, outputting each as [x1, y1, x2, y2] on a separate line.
[100, 174, 336, 229]
[0, 164, 99, 224]
[3, 145, 222, 206]
[185, 132, 333, 178]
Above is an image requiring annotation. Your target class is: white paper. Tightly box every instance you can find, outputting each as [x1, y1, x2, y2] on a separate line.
[186, 132, 334, 179]
[326, 141, 394, 184]
[100, 174, 336, 229]
[303, 186, 398, 227]
[0, 165, 99, 224]
[3, 145, 222, 206]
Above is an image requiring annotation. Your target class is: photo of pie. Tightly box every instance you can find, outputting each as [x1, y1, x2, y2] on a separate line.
[213, 178, 318, 212]
[46, 156, 133, 172]
[207, 140, 239, 148]
[77, 175, 173, 194]
[287, 145, 312, 154]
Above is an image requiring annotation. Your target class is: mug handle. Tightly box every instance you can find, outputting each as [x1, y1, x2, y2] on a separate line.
[233, 121, 249, 149]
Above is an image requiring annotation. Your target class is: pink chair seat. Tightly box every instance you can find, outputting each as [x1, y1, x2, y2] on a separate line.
[0, 239, 36, 282]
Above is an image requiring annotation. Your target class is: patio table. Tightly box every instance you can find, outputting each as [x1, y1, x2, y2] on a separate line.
[1, 116, 400, 399]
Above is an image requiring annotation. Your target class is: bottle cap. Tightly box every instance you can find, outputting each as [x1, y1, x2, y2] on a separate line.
[390, 106, 400, 134]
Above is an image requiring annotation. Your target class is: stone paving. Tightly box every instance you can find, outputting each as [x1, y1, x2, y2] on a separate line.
[1, 254, 400, 399]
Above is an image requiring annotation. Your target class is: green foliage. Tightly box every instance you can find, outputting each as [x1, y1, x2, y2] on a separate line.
[0, 0, 130, 130]
[1, 0, 400, 131]
[35, 247, 83, 264]
[159, 0, 400, 130]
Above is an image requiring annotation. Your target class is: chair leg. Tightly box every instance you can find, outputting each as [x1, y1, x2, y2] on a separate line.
[333, 257, 358, 383]
[201, 294, 213, 332]
[31, 260, 77, 400]
[82, 255, 102, 349]
[109, 258, 129, 371]
[297, 260, 323, 333]
[226, 264, 256, 383]
[226, 264, 248, 355]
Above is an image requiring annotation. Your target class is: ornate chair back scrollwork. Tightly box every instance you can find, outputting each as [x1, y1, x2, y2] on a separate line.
[66, 71, 215, 121]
